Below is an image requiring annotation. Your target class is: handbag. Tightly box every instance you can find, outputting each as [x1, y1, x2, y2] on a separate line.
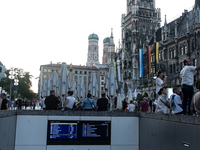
[87, 99, 95, 110]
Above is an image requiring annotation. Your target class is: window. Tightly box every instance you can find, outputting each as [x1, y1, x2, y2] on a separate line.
[44, 75, 47, 78]
[80, 71, 82, 74]
[75, 71, 78, 74]
[193, 59, 197, 66]
[170, 51, 173, 59]
[101, 82, 104, 85]
[173, 49, 176, 57]
[101, 87, 104, 91]
[170, 65, 172, 73]
[185, 45, 187, 54]
[173, 64, 176, 73]
[101, 77, 104, 80]
[0, 67, 2, 73]
[44, 69, 47, 72]
[75, 76, 78, 80]
[146, 2, 150, 8]
[48, 69, 51, 73]
[84, 71, 87, 75]
[84, 76, 87, 81]
[181, 47, 184, 55]
[142, 26, 145, 32]
[140, 1, 144, 7]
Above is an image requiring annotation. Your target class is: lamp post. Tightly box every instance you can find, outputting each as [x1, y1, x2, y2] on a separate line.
[9, 68, 15, 100]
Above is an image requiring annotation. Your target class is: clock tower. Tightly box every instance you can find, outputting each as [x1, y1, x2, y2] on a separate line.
[86, 33, 100, 66]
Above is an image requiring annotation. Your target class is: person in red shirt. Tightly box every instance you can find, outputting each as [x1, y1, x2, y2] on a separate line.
[140, 97, 149, 112]
[32, 99, 36, 110]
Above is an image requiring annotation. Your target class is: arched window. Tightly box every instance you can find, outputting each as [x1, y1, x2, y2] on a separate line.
[184, 43, 187, 54]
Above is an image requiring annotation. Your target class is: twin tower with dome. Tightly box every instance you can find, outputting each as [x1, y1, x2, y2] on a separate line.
[86, 29, 115, 67]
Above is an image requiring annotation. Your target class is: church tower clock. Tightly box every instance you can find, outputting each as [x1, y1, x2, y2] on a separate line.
[86, 33, 100, 66]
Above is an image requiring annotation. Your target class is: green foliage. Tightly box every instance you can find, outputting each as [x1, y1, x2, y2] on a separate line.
[0, 68, 36, 99]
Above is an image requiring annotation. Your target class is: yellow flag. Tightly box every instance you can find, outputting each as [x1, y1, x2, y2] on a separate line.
[156, 42, 159, 64]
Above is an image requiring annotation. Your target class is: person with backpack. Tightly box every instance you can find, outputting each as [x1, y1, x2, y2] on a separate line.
[157, 88, 170, 114]
[170, 88, 183, 114]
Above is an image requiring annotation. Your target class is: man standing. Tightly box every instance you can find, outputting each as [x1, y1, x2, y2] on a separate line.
[170, 88, 183, 114]
[32, 98, 36, 110]
[97, 93, 108, 111]
[17, 98, 22, 110]
[140, 97, 149, 112]
[180, 59, 200, 114]
[0, 93, 8, 110]
[45, 90, 59, 110]
[156, 71, 168, 98]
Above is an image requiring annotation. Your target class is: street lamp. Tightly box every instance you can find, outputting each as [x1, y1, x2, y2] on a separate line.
[9, 68, 15, 99]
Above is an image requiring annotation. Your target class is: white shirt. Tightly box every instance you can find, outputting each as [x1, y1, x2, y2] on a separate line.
[127, 104, 135, 112]
[156, 78, 163, 94]
[180, 66, 196, 86]
[157, 95, 170, 114]
[170, 93, 183, 114]
[65, 96, 76, 109]
[42, 98, 46, 108]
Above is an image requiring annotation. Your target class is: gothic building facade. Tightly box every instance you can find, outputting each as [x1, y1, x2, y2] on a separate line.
[116, 0, 200, 98]
[119, 0, 161, 96]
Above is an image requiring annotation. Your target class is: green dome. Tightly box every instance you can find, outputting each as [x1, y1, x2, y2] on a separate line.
[103, 37, 110, 43]
[88, 33, 99, 40]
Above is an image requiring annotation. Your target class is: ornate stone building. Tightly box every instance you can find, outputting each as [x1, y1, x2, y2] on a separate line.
[86, 33, 100, 66]
[120, 0, 161, 96]
[115, 0, 200, 98]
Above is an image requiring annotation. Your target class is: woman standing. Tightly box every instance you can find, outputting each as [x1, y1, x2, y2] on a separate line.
[157, 88, 170, 114]
[81, 93, 96, 111]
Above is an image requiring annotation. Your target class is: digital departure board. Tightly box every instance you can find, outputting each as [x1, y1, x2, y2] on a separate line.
[50, 122, 77, 139]
[47, 120, 111, 145]
[80, 121, 111, 145]
[47, 120, 80, 145]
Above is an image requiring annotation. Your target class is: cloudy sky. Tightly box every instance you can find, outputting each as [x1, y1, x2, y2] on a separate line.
[0, 0, 195, 93]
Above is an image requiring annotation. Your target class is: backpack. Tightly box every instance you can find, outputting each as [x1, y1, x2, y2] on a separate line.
[170, 95, 176, 110]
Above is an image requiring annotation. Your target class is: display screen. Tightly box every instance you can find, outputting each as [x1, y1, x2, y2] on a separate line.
[47, 120, 111, 145]
[47, 120, 80, 145]
[80, 121, 111, 145]
[50, 122, 78, 139]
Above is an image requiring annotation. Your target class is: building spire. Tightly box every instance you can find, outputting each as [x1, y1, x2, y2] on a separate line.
[110, 28, 114, 46]
[164, 14, 167, 25]
[111, 28, 113, 38]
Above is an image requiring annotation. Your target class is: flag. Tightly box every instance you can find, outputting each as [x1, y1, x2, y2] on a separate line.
[147, 46, 151, 74]
[113, 62, 116, 76]
[117, 60, 121, 82]
[156, 42, 159, 64]
[139, 49, 143, 77]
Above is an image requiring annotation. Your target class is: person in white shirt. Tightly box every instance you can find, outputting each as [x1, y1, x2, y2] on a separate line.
[61, 91, 76, 111]
[156, 71, 168, 99]
[127, 100, 135, 112]
[170, 88, 183, 114]
[157, 88, 170, 114]
[180, 59, 200, 114]
[41, 96, 46, 110]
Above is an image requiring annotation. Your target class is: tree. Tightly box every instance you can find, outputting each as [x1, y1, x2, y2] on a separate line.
[0, 68, 36, 99]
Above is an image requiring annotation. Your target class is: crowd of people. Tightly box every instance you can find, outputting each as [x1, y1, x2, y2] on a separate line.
[1, 59, 200, 115]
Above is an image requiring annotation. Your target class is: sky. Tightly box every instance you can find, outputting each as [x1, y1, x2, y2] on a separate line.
[0, 0, 195, 93]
